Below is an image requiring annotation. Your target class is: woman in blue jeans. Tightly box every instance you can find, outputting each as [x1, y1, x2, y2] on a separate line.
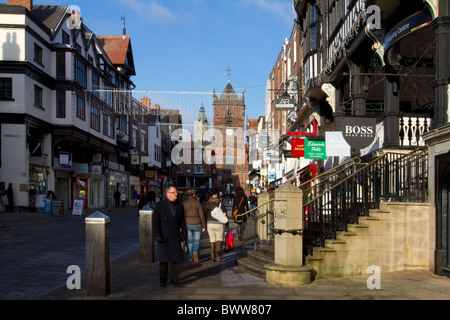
[182, 189, 206, 262]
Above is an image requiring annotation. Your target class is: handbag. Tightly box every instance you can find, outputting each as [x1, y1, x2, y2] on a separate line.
[181, 234, 189, 254]
[232, 196, 244, 220]
[211, 206, 228, 224]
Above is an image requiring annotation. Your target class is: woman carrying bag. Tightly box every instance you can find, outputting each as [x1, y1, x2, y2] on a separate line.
[203, 192, 228, 262]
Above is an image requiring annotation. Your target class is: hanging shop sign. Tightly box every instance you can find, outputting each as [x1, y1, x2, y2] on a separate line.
[291, 138, 305, 157]
[342, 117, 376, 150]
[384, 9, 433, 53]
[287, 119, 318, 136]
[275, 92, 295, 109]
[304, 138, 327, 160]
[325, 132, 351, 157]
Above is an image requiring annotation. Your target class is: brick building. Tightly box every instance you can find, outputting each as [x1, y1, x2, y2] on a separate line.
[212, 80, 249, 196]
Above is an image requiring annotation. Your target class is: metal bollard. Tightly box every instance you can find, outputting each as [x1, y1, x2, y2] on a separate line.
[139, 206, 154, 263]
[85, 211, 110, 296]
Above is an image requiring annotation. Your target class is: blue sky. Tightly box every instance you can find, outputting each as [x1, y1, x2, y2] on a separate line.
[31, 0, 296, 123]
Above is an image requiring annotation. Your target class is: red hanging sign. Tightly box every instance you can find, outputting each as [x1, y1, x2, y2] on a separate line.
[291, 138, 304, 157]
[287, 119, 318, 136]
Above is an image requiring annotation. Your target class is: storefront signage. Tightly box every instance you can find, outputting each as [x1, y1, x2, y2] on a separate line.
[329, 0, 365, 61]
[291, 138, 304, 157]
[304, 138, 327, 160]
[145, 170, 155, 178]
[384, 9, 432, 53]
[342, 117, 376, 150]
[90, 162, 102, 174]
[74, 163, 89, 174]
[72, 200, 84, 216]
[59, 152, 72, 169]
[131, 155, 139, 165]
[325, 132, 351, 157]
[275, 92, 295, 109]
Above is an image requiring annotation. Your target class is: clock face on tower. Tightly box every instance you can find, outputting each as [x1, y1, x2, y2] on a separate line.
[226, 128, 234, 136]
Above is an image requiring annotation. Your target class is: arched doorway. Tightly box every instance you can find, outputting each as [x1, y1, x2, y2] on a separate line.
[437, 152, 450, 277]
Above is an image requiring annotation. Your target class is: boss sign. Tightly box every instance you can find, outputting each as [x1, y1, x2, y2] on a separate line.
[342, 117, 376, 150]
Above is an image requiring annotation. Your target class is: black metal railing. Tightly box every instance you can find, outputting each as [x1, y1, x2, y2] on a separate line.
[234, 198, 275, 251]
[302, 147, 428, 256]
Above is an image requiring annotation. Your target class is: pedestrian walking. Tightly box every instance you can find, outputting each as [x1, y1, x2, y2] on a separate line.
[182, 189, 206, 263]
[113, 189, 120, 208]
[120, 192, 127, 208]
[232, 187, 249, 240]
[152, 185, 187, 287]
[138, 191, 145, 209]
[203, 192, 227, 262]
[6, 183, 14, 212]
[147, 186, 156, 209]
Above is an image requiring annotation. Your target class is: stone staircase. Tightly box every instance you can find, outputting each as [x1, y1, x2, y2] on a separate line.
[236, 244, 274, 279]
[236, 202, 431, 281]
[305, 202, 431, 279]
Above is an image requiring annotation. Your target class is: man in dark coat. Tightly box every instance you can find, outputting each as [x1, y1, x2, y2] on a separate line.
[152, 185, 187, 287]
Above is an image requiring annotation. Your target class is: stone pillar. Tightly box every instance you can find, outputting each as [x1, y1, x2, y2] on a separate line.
[85, 211, 110, 296]
[265, 182, 312, 286]
[139, 207, 154, 263]
[432, 15, 450, 128]
[257, 191, 274, 243]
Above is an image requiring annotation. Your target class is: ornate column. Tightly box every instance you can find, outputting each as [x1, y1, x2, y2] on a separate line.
[431, 6, 450, 128]
[383, 44, 401, 149]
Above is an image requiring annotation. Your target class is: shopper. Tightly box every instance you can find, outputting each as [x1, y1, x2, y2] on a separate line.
[6, 183, 14, 212]
[232, 187, 249, 240]
[152, 185, 187, 287]
[182, 189, 206, 263]
[203, 192, 227, 262]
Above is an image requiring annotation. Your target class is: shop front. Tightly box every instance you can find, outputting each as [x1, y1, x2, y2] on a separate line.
[107, 168, 129, 205]
[29, 165, 49, 210]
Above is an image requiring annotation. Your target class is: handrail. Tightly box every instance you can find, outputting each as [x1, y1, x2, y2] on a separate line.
[304, 146, 428, 207]
[234, 198, 275, 223]
[298, 156, 363, 189]
[302, 145, 428, 255]
[268, 219, 302, 236]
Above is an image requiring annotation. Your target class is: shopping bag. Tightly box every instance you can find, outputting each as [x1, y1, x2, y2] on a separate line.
[225, 232, 234, 251]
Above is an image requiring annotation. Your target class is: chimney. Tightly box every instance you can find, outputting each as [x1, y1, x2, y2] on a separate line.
[7, 0, 33, 12]
[140, 96, 150, 108]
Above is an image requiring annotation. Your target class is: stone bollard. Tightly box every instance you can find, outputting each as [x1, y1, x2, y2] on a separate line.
[265, 182, 312, 286]
[139, 206, 154, 263]
[257, 192, 274, 243]
[85, 211, 110, 296]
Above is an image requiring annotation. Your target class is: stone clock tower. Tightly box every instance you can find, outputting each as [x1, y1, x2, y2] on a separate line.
[212, 79, 249, 196]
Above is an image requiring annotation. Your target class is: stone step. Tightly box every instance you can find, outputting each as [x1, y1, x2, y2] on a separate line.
[247, 249, 274, 266]
[236, 257, 266, 279]
[258, 244, 274, 258]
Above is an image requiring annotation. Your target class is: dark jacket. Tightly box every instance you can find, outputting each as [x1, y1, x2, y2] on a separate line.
[203, 196, 227, 223]
[232, 191, 249, 224]
[152, 199, 187, 262]
[183, 196, 206, 227]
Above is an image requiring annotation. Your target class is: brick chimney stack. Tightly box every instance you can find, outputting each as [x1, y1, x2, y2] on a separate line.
[7, 0, 33, 12]
[140, 96, 150, 108]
